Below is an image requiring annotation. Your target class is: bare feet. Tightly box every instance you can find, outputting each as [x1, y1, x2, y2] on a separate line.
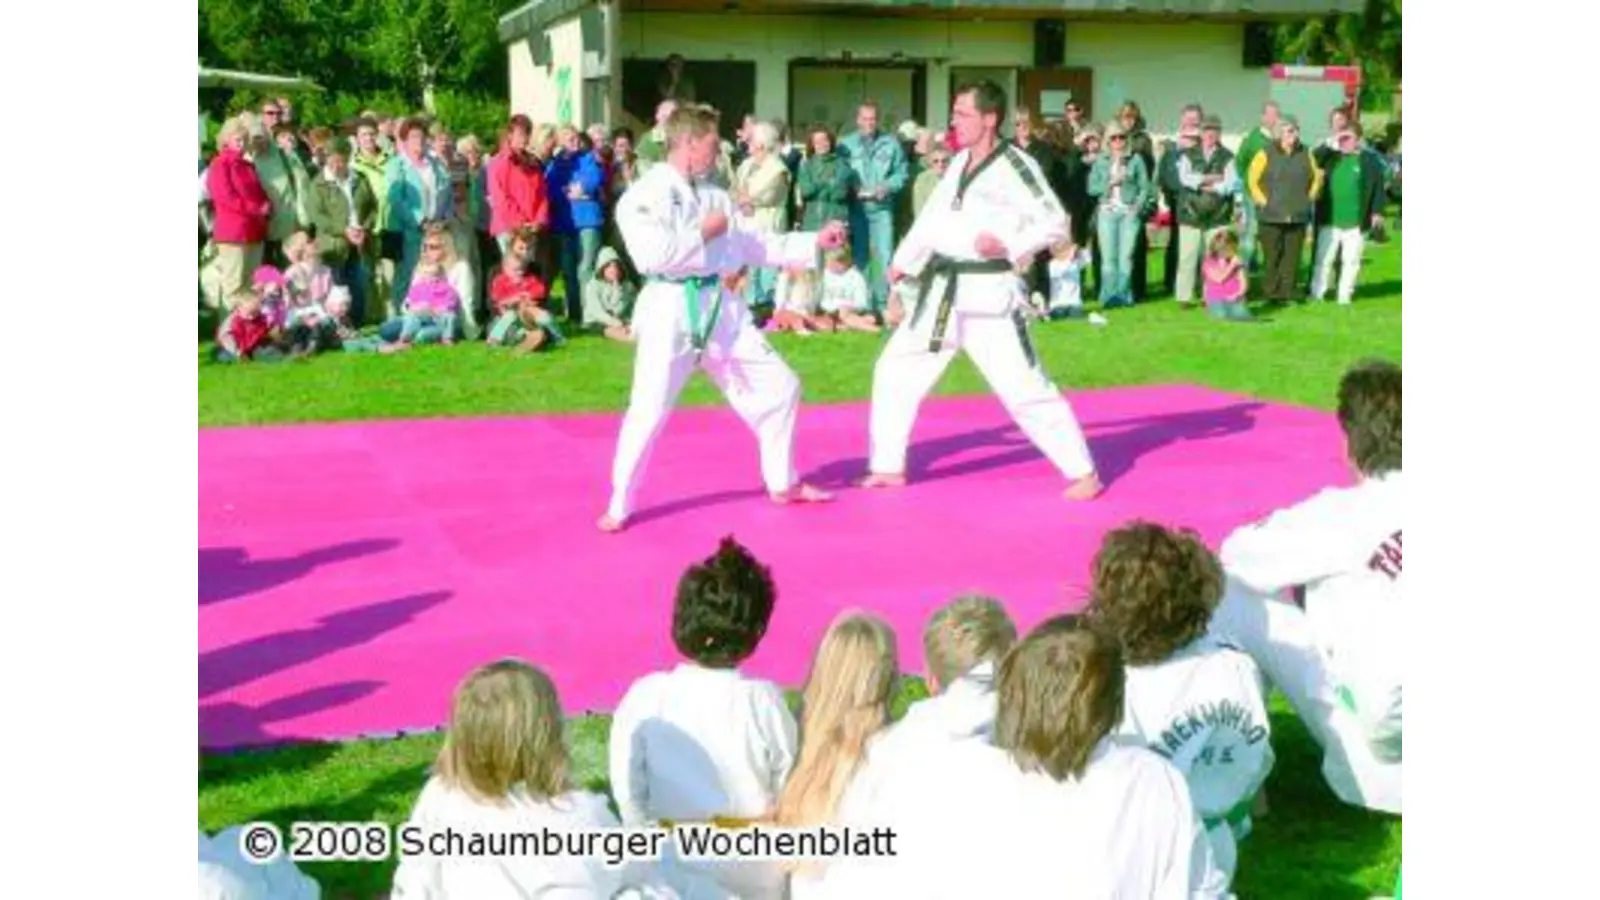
[596, 513, 627, 533]
[858, 472, 907, 489]
[1063, 472, 1104, 501]
[770, 482, 834, 505]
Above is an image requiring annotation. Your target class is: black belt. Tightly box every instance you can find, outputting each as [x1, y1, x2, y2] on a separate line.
[909, 255, 1014, 353]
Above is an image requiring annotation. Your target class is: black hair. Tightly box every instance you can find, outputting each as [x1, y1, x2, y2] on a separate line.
[954, 79, 1008, 127]
[672, 537, 776, 668]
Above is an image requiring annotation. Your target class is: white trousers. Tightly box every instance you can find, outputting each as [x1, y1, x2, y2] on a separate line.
[868, 275, 1096, 480]
[1309, 226, 1366, 303]
[607, 283, 801, 521]
[1210, 578, 1402, 815]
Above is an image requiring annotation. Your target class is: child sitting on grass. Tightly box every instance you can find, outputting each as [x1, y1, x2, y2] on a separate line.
[768, 265, 825, 334]
[213, 288, 284, 363]
[489, 227, 564, 353]
[1088, 521, 1274, 891]
[819, 247, 880, 333]
[582, 245, 636, 343]
[390, 659, 668, 898]
[281, 231, 336, 353]
[381, 253, 462, 353]
[608, 537, 798, 900]
[1203, 230, 1254, 322]
[1045, 239, 1095, 322]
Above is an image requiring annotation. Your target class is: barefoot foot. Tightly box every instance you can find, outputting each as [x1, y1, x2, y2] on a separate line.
[596, 514, 627, 533]
[857, 472, 907, 489]
[771, 482, 834, 505]
[1063, 472, 1104, 501]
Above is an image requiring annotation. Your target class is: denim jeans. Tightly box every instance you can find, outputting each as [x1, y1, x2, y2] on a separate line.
[559, 228, 602, 324]
[390, 227, 424, 318]
[1239, 193, 1260, 270]
[848, 205, 896, 310]
[330, 256, 369, 326]
[386, 311, 458, 344]
[1096, 206, 1140, 306]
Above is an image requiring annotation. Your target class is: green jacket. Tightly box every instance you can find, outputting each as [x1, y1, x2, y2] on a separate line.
[252, 146, 302, 242]
[583, 246, 636, 328]
[350, 150, 392, 234]
[303, 171, 379, 265]
[1235, 127, 1273, 183]
[796, 151, 857, 231]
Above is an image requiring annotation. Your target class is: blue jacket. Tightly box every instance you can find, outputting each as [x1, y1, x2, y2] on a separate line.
[545, 149, 606, 233]
[838, 130, 908, 213]
[383, 153, 451, 232]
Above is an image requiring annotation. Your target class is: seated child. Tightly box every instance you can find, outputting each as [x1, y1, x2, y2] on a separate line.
[775, 612, 898, 900]
[1203, 231, 1253, 322]
[281, 231, 336, 353]
[381, 258, 461, 352]
[818, 247, 880, 333]
[608, 537, 798, 900]
[1212, 360, 1403, 816]
[213, 289, 284, 363]
[391, 659, 670, 898]
[767, 265, 824, 335]
[488, 227, 563, 353]
[1046, 239, 1094, 321]
[322, 286, 358, 342]
[582, 246, 636, 343]
[1088, 522, 1274, 889]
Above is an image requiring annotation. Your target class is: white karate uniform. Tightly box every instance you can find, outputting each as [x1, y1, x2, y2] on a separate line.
[391, 779, 672, 899]
[869, 143, 1096, 481]
[1047, 249, 1092, 312]
[1211, 471, 1402, 815]
[819, 737, 1228, 899]
[609, 663, 799, 899]
[199, 828, 320, 900]
[609, 163, 824, 522]
[1117, 635, 1275, 888]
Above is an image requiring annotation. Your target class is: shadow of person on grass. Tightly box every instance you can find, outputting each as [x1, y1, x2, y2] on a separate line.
[200, 539, 401, 607]
[200, 591, 451, 699]
[201, 681, 385, 755]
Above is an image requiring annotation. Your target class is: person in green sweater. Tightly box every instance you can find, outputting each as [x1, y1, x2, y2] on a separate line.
[1233, 101, 1280, 271]
[582, 246, 636, 343]
[1309, 123, 1388, 305]
[350, 118, 394, 309]
[303, 138, 379, 326]
[796, 125, 858, 232]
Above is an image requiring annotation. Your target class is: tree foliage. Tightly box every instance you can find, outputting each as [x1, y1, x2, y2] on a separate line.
[1275, 0, 1402, 107]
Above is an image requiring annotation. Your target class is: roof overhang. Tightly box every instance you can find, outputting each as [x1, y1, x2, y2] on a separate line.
[198, 67, 325, 93]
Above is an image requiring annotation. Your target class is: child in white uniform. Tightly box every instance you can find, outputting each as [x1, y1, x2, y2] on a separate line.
[1045, 239, 1093, 320]
[199, 827, 319, 900]
[1211, 359, 1402, 815]
[1090, 522, 1274, 889]
[392, 659, 669, 899]
[609, 538, 799, 899]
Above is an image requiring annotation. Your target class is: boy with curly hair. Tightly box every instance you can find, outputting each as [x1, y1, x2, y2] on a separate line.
[1089, 522, 1273, 890]
[607, 536, 797, 899]
[1213, 359, 1402, 816]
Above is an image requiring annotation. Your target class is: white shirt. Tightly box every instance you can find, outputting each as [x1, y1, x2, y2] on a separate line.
[1047, 249, 1092, 311]
[821, 738, 1228, 900]
[892, 143, 1066, 315]
[199, 828, 320, 900]
[773, 270, 818, 314]
[1220, 471, 1402, 750]
[1117, 635, 1274, 885]
[819, 266, 870, 314]
[391, 779, 663, 899]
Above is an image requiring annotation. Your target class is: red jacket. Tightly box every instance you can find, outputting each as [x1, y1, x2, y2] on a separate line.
[490, 269, 549, 314]
[489, 149, 550, 237]
[206, 147, 272, 244]
[223, 310, 273, 358]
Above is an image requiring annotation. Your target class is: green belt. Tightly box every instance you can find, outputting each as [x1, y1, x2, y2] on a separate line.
[1202, 796, 1254, 832]
[651, 274, 723, 357]
[909, 255, 1014, 353]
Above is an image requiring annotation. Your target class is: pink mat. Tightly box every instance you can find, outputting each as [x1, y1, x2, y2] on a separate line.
[199, 385, 1348, 750]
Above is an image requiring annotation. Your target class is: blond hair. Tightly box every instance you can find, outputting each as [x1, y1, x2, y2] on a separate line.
[774, 613, 897, 829]
[529, 123, 557, 158]
[993, 616, 1124, 782]
[664, 103, 722, 145]
[423, 222, 461, 269]
[434, 659, 570, 804]
[216, 116, 250, 152]
[923, 596, 1017, 691]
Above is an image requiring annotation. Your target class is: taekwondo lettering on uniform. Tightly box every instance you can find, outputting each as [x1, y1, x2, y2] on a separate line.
[1367, 529, 1402, 580]
[1155, 700, 1268, 761]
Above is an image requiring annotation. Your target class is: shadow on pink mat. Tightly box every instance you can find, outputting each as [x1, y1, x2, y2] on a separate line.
[200, 539, 401, 607]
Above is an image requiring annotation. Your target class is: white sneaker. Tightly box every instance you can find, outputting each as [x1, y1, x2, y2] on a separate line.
[1087, 312, 1109, 327]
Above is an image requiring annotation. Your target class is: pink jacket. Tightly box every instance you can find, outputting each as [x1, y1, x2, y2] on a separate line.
[406, 274, 461, 315]
[206, 147, 272, 244]
[489, 149, 549, 237]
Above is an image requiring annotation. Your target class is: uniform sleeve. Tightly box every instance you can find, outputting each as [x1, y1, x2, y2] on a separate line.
[608, 682, 654, 827]
[999, 149, 1069, 266]
[755, 682, 800, 799]
[1220, 487, 1359, 593]
[615, 180, 711, 276]
[389, 780, 444, 898]
[1142, 764, 1231, 900]
[720, 216, 818, 270]
[890, 163, 958, 276]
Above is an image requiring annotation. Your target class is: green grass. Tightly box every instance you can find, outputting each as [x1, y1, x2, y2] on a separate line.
[200, 239, 1403, 897]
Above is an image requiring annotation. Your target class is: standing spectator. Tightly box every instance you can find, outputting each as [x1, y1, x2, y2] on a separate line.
[1247, 117, 1323, 305]
[1088, 122, 1152, 309]
[1172, 114, 1238, 309]
[1234, 101, 1281, 271]
[204, 116, 271, 310]
[1061, 124, 1100, 248]
[734, 121, 792, 307]
[546, 124, 605, 324]
[303, 137, 377, 327]
[1011, 108, 1065, 300]
[606, 127, 641, 277]
[1309, 123, 1387, 305]
[273, 124, 312, 231]
[1116, 102, 1157, 301]
[771, 119, 805, 229]
[305, 126, 332, 171]
[911, 145, 949, 217]
[840, 100, 908, 310]
[796, 125, 857, 233]
[656, 53, 697, 104]
[1158, 105, 1204, 296]
[457, 133, 498, 310]
[384, 117, 451, 316]
[351, 117, 393, 306]
[248, 116, 299, 266]
[1061, 97, 1088, 142]
[489, 115, 551, 265]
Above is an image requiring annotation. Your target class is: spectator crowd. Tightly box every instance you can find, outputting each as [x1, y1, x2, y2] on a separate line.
[199, 91, 1394, 361]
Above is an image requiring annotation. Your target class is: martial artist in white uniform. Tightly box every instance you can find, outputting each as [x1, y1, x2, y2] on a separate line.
[602, 105, 846, 531]
[861, 81, 1101, 500]
[1210, 360, 1402, 815]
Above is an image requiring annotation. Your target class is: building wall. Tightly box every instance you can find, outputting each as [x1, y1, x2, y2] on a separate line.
[508, 16, 594, 126]
[617, 13, 1269, 143]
